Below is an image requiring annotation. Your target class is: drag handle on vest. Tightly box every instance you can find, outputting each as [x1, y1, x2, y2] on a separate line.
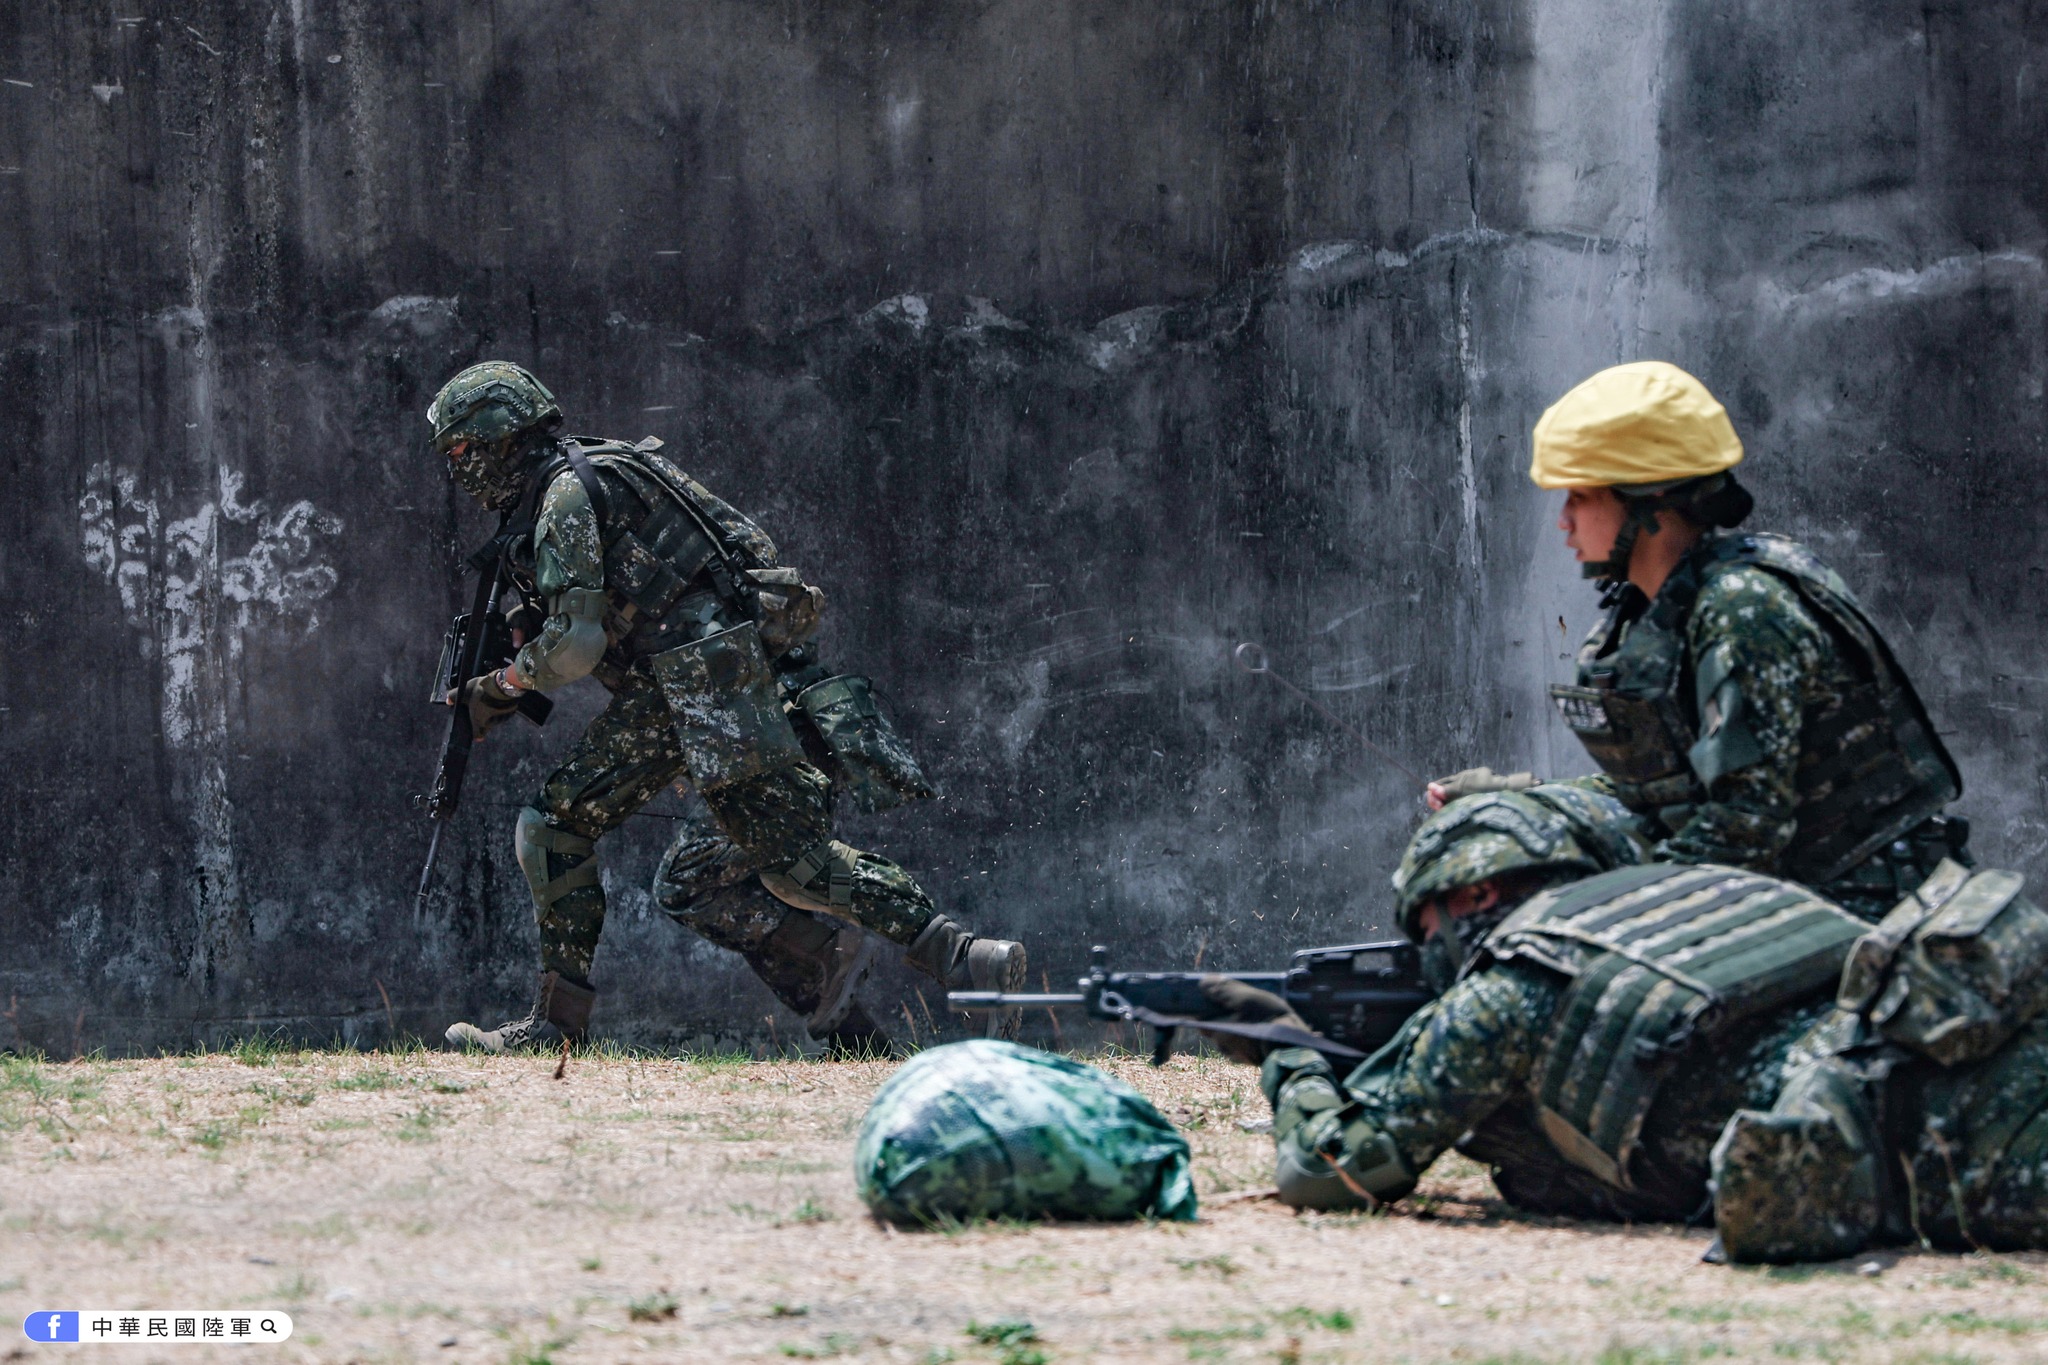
[412, 528, 554, 911]
[948, 939, 1434, 1065]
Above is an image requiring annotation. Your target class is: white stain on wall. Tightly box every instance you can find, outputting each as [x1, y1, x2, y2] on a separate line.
[80, 463, 343, 747]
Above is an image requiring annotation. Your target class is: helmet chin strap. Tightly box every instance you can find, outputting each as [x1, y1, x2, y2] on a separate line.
[1582, 494, 1668, 589]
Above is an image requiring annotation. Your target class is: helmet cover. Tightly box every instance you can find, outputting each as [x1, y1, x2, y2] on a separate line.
[1391, 784, 1647, 941]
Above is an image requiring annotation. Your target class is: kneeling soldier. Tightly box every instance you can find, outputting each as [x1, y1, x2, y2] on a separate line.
[425, 362, 1025, 1052]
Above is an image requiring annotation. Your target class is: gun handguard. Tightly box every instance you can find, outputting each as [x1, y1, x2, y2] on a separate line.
[950, 939, 1433, 1066]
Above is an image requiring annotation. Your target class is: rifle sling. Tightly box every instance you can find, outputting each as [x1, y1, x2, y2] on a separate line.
[1110, 1001, 1366, 1061]
[560, 440, 754, 614]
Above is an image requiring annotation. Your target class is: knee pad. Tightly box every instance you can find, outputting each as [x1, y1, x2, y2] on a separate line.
[652, 830, 754, 917]
[759, 839, 860, 918]
[514, 806, 600, 913]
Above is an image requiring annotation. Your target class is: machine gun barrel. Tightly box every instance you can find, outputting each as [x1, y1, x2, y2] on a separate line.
[949, 938, 1432, 1066]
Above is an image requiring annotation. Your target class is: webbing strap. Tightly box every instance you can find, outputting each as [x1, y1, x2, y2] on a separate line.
[787, 840, 855, 910]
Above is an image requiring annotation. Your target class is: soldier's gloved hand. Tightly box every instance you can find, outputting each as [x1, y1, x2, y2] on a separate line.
[451, 672, 520, 740]
[1198, 974, 1311, 1067]
[1425, 766, 1540, 812]
[504, 601, 544, 647]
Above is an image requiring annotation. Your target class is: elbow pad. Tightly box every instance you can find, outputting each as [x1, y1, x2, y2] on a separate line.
[517, 587, 609, 691]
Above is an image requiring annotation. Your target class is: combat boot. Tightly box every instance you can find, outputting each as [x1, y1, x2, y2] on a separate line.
[444, 971, 595, 1054]
[905, 913, 1028, 993]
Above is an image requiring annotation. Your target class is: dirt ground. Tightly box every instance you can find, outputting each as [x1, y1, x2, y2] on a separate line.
[2, 1045, 2045, 1365]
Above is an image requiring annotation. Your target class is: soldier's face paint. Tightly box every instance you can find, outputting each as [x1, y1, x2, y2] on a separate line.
[1559, 487, 1625, 567]
[445, 434, 530, 511]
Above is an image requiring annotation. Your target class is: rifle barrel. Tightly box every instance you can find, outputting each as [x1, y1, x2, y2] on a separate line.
[947, 992, 1086, 1010]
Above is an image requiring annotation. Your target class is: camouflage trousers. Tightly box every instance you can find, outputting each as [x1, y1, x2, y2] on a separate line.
[524, 663, 939, 1010]
[1711, 1013, 2048, 1262]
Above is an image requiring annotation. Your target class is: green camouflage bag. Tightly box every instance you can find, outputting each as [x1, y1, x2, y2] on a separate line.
[854, 1040, 1199, 1225]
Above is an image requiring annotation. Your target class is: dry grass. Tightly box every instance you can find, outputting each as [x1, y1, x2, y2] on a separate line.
[2, 1046, 2045, 1363]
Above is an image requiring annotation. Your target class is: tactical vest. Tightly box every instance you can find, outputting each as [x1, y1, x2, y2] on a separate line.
[1548, 532, 1960, 886]
[530, 435, 778, 650]
[527, 436, 931, 812]
[1480, 862, 1869, 1189]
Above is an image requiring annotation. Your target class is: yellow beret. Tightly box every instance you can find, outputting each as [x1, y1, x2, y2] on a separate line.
[1530, 361, 1743, 490]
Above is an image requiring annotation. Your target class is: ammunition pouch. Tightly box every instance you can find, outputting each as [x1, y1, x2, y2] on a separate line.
[650, 621, 806, 792]
[1710, 1055, 1887, 1264]
[1838, 859, 2048, 1066]
[794, 674, 936, 815]
[746, 567, 826, 658]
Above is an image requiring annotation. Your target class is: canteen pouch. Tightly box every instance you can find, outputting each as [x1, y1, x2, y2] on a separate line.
[651, 620, 806, 791]
[794, 673, 936, 815]
[1838, 859, 2048, 1066]
[745, 566, 826, 658]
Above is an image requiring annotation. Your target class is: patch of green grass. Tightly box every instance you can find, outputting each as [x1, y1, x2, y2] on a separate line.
[578, 1257, 601, 1272]
[274, 1272, 320, 1302]
[1173, 1253, 1240, 1279]
[506, 1334, 575, 1365]
[966, 1319, 1046, 1365]
[192, 1120, 237, 1150]
[790, 1197, 834, 1225]
[395, 1104, 442, 1142]
[334, 1069, 400, 1091]
[229, 1032, 290, 1067]
[1170, 1324, 1265, 1344]
[1273, 1307, 1352, 1332]
[780, 1334, 859, 1359]
[626, 1291, 678, 1322]
[770, 1302, 809, 1318]
[1923, 1309, 2048, 1336]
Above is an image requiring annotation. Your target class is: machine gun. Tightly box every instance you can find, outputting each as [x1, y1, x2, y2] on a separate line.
[950, 939, 1433, 1066]
[413, 530, 554, 910]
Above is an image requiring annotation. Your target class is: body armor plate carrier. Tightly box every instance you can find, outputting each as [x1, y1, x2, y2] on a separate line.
[1548, 532, 1960, 886]
[1479, 862, 1869, 1189]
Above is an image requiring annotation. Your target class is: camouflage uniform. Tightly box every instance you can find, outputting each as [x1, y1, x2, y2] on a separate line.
[426, 364, 1023, 1051]
[1554, 531, 1966, 920]
[1264, 973, 1831, 1221]
[502, 440, 982, 1019]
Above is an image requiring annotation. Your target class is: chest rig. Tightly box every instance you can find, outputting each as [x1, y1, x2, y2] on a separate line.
[1479, 862, 1867, 1189]
[1548, 532, 1960, 885]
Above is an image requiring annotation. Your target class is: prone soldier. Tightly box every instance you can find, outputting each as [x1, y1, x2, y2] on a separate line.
[1206, 788, 2048, 1262]
[423, 362, 1025, 1052]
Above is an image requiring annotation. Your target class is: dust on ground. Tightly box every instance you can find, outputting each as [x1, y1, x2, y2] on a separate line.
[2, 1046, 2044, 1365]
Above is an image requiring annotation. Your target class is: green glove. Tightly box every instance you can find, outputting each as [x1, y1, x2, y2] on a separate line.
[1197, 975, 1311, 1066]
[455, 672, 520, 738]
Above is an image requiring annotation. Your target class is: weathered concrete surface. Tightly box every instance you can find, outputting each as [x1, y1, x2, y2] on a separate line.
[1, 2, 2043, 1052]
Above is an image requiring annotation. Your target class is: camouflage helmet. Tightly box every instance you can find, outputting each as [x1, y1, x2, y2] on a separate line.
[427, 361, 561, 452]
[428, 362, 562, 510]
[1391, 784, 1646, 941]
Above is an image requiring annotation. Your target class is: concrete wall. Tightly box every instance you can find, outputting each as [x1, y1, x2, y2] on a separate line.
[2, 1, 2043, 1053]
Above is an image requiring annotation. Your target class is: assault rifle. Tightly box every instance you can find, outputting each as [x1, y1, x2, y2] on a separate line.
[413, 529, 554, 910]
[950, 939, 1433, 1066]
